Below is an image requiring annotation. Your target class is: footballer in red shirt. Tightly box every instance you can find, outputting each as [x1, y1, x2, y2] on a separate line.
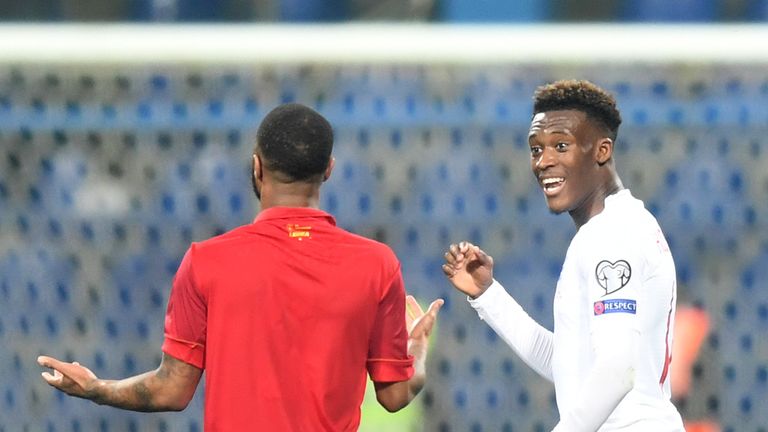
[38, 103, 443, 431]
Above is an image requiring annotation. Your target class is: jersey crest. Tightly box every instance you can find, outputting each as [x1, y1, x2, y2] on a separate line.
[286, 224, 312, 240]
[595, 260, 632, 294]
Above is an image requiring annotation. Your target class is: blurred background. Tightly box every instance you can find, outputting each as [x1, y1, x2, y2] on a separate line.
[1, 1, 767, 432]
[1, 0, 768, 21]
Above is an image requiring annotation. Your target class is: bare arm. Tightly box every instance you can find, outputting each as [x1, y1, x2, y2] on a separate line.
[38, 352, 202, 412]
[374, 295, 443, 412]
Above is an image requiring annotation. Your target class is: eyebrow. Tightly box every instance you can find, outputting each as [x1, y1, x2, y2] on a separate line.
[529, 128, 570, 139]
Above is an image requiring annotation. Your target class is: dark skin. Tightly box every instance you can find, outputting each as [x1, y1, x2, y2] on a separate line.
[443, 109, 624, 297]
[37, 353, 201, 412]
[528, 109, 623, 228]
[39, 151, 443, 414]
[252, 152, 444, 412]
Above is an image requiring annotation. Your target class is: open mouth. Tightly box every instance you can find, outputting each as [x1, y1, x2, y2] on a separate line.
[541, 177, 565, 196]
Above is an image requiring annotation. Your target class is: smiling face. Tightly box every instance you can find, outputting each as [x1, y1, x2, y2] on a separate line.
[528, 109, 616, 224]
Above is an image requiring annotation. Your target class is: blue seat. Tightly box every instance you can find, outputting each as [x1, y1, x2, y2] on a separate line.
[747, 0, 768, 19]
[441, 0, 551, 22]
[279, 0, 347, 21]
[621, 0, 717, 21]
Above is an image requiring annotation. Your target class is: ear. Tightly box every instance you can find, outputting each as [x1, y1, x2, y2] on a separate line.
[322, 157, 335, 182]
[596, 138, 613, 165]
[252, 154, 263, 184]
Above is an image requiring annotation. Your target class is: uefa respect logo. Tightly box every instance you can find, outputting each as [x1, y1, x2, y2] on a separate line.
[593, 298, 637, 316]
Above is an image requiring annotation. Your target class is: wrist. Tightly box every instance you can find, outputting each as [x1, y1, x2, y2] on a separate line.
[408, 363, 426, 398]
[469, 279, 493, 299]
[88, 379, 110, 405]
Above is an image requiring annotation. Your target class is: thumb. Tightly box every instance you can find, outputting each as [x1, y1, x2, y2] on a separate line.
[413, 298, 444, 338]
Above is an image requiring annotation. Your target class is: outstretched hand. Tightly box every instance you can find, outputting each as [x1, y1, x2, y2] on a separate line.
[442, 241, 494, 298]
[405, 295, 443, 360]
[38, 355, 100, 400]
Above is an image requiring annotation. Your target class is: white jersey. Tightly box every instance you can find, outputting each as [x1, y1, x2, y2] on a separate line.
[470, 190, 684, 431]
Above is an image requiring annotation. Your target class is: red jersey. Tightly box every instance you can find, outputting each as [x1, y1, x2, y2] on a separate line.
[162, 207, 414, 431]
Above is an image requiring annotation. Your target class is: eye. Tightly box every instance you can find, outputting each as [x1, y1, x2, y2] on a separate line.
[556, 142, 569, 151]
[530, 146, 542, 157]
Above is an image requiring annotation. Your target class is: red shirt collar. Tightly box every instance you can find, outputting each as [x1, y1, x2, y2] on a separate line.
[254, 206, 336, 226]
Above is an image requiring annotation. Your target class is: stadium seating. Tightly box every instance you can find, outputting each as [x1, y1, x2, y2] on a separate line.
[1, 63, 766, 431]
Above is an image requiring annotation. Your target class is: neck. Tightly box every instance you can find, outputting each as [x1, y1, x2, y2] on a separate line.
[258, 181, 322, 210]
[570, 175, 624, 229]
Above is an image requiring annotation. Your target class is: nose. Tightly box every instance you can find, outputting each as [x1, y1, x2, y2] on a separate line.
[535, 146, 557, 171]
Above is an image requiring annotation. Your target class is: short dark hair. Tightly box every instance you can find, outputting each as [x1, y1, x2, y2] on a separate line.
[532, 80, 622, 141]
[255, 103, 333, 182]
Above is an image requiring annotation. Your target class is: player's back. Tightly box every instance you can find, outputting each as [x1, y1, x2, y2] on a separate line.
[189, 207, 407, 431]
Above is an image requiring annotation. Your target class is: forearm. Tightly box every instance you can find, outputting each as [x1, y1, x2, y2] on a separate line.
[469, 280, 554, 381]
[91, 370, 184, 412]
[373, 352, 428, 412]
[553, 328, 638, 432]
[89, 354, 201, 412]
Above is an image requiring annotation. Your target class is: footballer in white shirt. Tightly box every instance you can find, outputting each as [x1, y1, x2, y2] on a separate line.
[443, 80, 685, 431]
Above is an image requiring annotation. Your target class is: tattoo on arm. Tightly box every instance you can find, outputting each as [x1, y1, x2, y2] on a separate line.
[132, 381, 153, 410]
[93, 354, 202, 412]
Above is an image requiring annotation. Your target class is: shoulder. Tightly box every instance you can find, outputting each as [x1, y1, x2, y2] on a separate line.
[593, 193, 661, 240]
[335, 228, 400, 264]
[576, 195, 665, 262]
[187, 224, 254, 257]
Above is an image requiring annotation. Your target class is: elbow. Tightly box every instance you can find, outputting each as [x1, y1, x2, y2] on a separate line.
[373, 380, 412, 412]
[160, 400, 190, 412]
[154, 393, 194, 412]
[377, 396, 408, 413]
[167, 400, 190, 412]
[607, 361, 635, 398]
[169, 392, 196, 411]
[621, 365, 636, 393]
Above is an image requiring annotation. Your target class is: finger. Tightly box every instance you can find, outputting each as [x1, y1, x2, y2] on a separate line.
[413, 313, 434, 338]
[406, 295, 424, 318]
[427, 298, 445, 317]
[41, 371, 61, 386]
[441, 263, 455, 277]
[443, 251, 456, 265]
[423, 299, 444, 332]
[448, 243, 462, 261]
[413, 299, 444, 337]
[453, 243, 471, 263]
[459, 241, 473, 254]
[38, 356, 87, 383]
[38, 355, 66, 371]
[405, 296, 421, 324]
[473, 246, 494, 266]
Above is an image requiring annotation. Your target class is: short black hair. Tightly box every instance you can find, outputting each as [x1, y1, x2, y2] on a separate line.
[533, 80, 622, 141]
[255, 103, 333, 182]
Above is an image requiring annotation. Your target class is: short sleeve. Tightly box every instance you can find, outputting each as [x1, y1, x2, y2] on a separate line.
[162, 245, 207, 369]
[586, 232, 647, 333]
[366, 263, 414, 383]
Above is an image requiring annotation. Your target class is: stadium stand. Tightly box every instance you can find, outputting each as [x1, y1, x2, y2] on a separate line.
[1, 27, 767, 431]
